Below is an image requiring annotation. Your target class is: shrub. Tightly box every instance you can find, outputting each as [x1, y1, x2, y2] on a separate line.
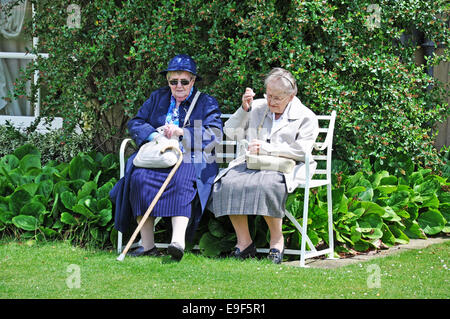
[0, 145, 118, 248]
[6, 0, 449, 172]
[197, 155, 450, 257]
[1, 147, 448, 254]
[0, 123, 93, 164]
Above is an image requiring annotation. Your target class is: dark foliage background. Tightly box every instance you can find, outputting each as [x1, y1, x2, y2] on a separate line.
[6, 0, 449, 173]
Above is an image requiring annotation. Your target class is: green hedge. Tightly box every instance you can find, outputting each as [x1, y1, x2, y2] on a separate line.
[0, 145, 118, 248]
[6, 0, 449, 173]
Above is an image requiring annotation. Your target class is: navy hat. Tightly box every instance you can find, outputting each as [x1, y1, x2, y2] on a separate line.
[160, 54, 202, 80]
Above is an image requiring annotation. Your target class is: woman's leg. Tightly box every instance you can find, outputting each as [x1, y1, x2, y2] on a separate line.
[171, 216, 189, 249]
[136, 216, 155, 250]
[263, 216, 284, 251]
[229, 215, 253, 250]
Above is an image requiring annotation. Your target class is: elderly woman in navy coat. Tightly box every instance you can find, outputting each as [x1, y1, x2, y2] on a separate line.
[110, 55, 222, 261]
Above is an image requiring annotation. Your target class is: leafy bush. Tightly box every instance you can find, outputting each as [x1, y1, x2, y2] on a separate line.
[1, 147, 448, 255]
[0, 123, 93, 165]
[0, 144, 118, 248]
[196, 155, 449, 257]
[6, 0, 449, 172]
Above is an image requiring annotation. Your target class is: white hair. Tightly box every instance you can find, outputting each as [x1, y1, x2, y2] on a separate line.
[264, 67, 297, 96]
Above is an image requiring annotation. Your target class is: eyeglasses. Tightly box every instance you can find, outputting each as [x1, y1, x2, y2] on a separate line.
[264, 93, 290, 104]
[168, 79, 191, 86]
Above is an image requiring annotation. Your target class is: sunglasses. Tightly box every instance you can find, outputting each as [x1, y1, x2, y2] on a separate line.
[168, 79, 191, 86]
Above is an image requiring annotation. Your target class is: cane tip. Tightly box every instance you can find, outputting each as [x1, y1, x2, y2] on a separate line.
[116, 254, 125, 261]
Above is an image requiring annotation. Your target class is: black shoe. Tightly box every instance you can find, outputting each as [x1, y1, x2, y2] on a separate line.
[168, 242, 184, 261]
[128, 246, 162, 257]
[267, 248, 284, 264]
[229, 242, 256, 259]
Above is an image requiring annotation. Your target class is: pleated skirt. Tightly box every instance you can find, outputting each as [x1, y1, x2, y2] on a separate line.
[210, 163, 288, 218]
[129, 162, 196, 218]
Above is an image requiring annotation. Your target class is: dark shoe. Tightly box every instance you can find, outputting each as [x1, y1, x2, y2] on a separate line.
[229, 242, 256, 259]
[168, 242, 184, 261]
[267, 248, 284, 264]
[128, 246, 161, 257]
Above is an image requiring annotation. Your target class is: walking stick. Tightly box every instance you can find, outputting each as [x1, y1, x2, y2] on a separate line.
[117, 146, 183, 261]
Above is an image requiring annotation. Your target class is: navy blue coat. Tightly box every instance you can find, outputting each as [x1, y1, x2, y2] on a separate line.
[110, 86, 222, 241]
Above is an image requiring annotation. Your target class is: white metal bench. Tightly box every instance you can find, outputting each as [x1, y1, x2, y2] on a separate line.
[117, 110, 337, 267]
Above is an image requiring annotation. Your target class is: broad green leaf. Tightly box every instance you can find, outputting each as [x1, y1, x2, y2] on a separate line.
[360, 201, 386, 216]
[364, 228, 383, 239]
[90, 227, 99, 240]
[414, 179, 440, 196]
[19, 154, 41, 172]
[409, 171, 424, 186]
[382, 206, 402, 222]
[389, 224, 409, 245]
[376, 185, 397, 194]
[101, 153, 117, 170]
[14, 144, 40, 160]
[381, 223, 396, 246]
[0, 209, 15, 224]
[9, 189, 32, 215]
[20, 201, 46, 217]
[97, 182, 114, 199]
[98, 209, 112, 226]
[61, 191, 77, 210]
[357, 213, 383, 233]
[350, 225, 361, 243]
[199, 232, 222, 257]
[53, 181, 71, 196]
[417, 209, 446, 235]
[354, 239, 370, 252]
[97, 198, 112, 211]
[12, 215, 39, 231]
[380, 176, 397, 185]
[36, 179, 54, 199]
[20, 183, 39, 197]
[77, 181, 97, 199]
[347, 186, 366, 198]
[81, 196, 97, 211]
[69, 155, 92, 181]
[0, 154, 19, 171]
[358, 179, 373, 201]
[386, 190, 410, 211]
[404, 220, 427, 239]
[208, 218, 226, 238]
[422, 194, 439, 209]
[60, 212, 78, 225]
[72, 204, 95, 218]
[371, 170, 389, 188]
[346, 171, 363, 189]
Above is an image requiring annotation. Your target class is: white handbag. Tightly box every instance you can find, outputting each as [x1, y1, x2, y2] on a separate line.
[241, 109, 297, 174]
[133, 91, 201, 168]
[245, 153, 296, 174]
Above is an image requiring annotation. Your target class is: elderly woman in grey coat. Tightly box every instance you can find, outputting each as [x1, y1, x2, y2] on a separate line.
[209, 68, 319, 264]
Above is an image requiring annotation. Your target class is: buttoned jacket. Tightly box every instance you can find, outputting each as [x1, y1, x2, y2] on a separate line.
[215, 96, 318, 193]
[111, 86, 222, 239]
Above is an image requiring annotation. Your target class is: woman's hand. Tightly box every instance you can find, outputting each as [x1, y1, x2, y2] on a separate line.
[163, 124, 184, 139]
[241, 87, 255, 112]
[248, 139, 262, 154]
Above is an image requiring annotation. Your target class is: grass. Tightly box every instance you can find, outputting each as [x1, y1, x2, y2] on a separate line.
[0, 240, 449, 299]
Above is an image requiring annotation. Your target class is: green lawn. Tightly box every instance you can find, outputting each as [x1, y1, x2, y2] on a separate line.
[0, 240, 448, 299]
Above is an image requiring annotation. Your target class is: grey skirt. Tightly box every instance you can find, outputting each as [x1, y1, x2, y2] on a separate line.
[210, 163, 288, 218]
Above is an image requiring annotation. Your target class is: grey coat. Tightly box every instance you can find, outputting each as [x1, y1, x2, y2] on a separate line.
[214, 96, 319, 193]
